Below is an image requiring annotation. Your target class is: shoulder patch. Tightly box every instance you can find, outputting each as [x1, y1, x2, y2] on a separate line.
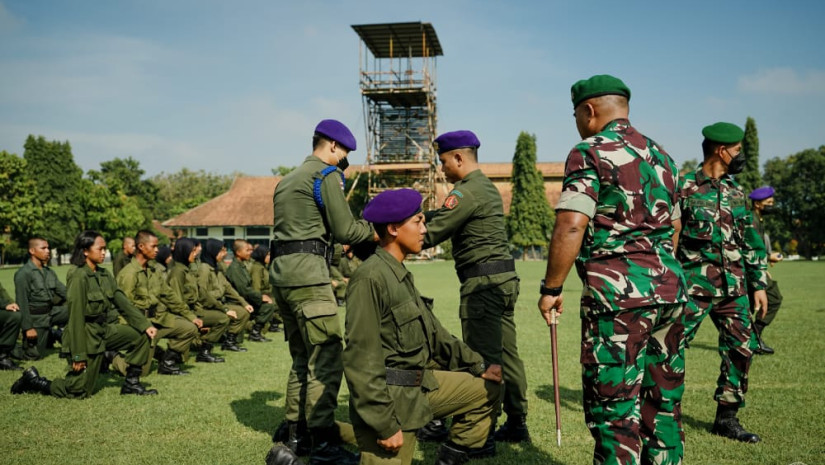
[444, 194, 460, 209]
[449, 189, 463, 198]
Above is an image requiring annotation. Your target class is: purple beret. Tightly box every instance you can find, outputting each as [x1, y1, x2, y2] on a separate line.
[314, 119, 357, 152]
[363, 189, 423, 223]
[749, 186, 775, 201]
[434, 130, 480, 154]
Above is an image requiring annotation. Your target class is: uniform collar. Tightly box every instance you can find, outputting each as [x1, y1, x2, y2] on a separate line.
[375, 247, 409, 282]
[601, 118, 631, 133]
[695, 164, 734, 186]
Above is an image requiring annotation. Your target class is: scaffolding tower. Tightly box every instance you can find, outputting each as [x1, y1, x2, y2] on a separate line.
[351, 22, 443, 209]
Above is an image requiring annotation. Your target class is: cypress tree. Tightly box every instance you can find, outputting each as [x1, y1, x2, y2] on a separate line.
[506, 132, 554, 259]
[738, 116, 763, 194]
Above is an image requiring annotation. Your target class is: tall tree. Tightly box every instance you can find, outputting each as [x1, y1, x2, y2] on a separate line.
[150, 168, 236, 220]
[87, 156, 157, 227]
[680, 158, 699, 175]
[23, 135, 83, 256]
[77, 177, 145, 247]
[506, 132, 554, 259]
[764, 146, 825, 258]
[0, 151, 58, 263]
[737, 116, 763, 195]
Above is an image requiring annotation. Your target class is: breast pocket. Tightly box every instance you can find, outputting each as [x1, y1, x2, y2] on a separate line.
[390, 301, 426, 355]
[684, 205, 716, 242]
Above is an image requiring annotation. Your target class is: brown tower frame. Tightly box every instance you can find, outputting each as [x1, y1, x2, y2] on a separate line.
[351, 22, 444, 209]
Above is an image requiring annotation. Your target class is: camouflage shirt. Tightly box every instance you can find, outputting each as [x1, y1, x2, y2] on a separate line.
[677, 167, 768, 298]
[556, 119, 688, 314]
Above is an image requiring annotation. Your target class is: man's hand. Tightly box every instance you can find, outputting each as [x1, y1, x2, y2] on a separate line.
[538, 295, 564, 326]
[753, 289, 768, 319]
[145, 327, 158, 339]
[377, 430, 404, 452]
[192, 318, 204, 329]
[226, 310, 238, 319]
[25, 328, 37, 339]
[769, 252, 783, 265]
[245, 304, 254, 313]
[481, 363, 503, 384]
[262, 294, 273, 304]
[5, 303, 19, 311]
[72, 361, 86, 372]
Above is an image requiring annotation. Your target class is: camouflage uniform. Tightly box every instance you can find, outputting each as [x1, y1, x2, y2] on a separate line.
[557, 118, 688, 465]
[677, 168, 767, 406]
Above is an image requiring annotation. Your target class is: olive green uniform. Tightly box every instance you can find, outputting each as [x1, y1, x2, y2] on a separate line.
[13, 260, 70, 358]
[117, 258, 199, 371]
[112, 251, 132, 277]
[249, 260, 283, 327]
[343, 248, 500, 464]
[166, 261, 229, 345]
[423, 168, 527, 419]
[197, 262, 251, 337]
[225, 259, 277, 327]
[0, 283, 22, 358]
[270, 155, 373, 430]
[49, 265, 152, 398]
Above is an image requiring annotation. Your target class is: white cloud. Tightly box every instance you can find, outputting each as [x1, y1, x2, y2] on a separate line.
[738, 68, 825, 96]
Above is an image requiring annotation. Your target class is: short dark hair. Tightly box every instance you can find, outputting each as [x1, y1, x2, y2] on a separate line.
[70, 230, 102, 267]
[701, 139, 734, 160]
[135, 230, 157, 246]
[312, 133, 332, 150]
[28, 237, 47, 252]
[232, 239, 248, 253]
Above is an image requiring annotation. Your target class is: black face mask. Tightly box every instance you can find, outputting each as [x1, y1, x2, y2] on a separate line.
[726, 151, 746, 175]
[336, 157, 349, 171]
[761, 205, 776, 215]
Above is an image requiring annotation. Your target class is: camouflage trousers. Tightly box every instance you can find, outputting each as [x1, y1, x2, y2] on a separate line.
[684, 295, 754, 406]
[581, 303, 685, 465]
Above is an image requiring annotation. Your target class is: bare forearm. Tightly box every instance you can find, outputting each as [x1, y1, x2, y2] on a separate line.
[543, 211, 588, 287]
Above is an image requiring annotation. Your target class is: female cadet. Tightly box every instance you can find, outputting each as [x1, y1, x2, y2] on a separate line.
[11, 230, 157, 397]
[198, 239, 252, 352]
[166, 238, 228, 363]
[249, 245, 282, 333]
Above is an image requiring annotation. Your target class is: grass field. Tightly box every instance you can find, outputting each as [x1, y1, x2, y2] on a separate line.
[1, 261, 823, 465]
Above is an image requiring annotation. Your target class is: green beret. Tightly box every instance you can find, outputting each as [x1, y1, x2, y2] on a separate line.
[571, 74, 631, 108]
[702, 122, 744, 144]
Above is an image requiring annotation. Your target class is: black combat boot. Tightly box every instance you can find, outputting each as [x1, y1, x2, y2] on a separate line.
[753, 322, 774, 355]
[268, 321, 283, 333]
[249, 323, 272, 342]
[121, 365, 159, 395]
[0, 351, 22, 371]
[158, 349, 189, 375]
[711, 404, 760, 443]
[222, 332, 248, 352]
[287, 420, 311, 456]
[266, 443, 305, 465]
[10, 366, 52, 395]
[494, 414, 531, 443]
[434, 442, 469, 465]
[417, 418, 449, 442]
[196, 342, 225, 363]
[308, 425, 359, 465]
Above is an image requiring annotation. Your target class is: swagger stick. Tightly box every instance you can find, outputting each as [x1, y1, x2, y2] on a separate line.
[550, 310, 561, 446]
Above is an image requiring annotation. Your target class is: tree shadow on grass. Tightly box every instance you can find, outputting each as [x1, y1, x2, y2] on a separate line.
[535, 384, 582, 411]
[681, 412, 714, 433]
[230, 390, 285, 435]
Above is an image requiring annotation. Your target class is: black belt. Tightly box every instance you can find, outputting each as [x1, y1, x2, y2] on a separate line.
[29, 306, 51, 315]
[456, 259, 515, 283]
[385, 368, 423, 387]
[271, 240, 328, 259]
[85, 314, 106, 325]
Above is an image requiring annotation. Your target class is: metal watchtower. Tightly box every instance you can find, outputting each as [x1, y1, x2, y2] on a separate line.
[351, 22, 443, 209]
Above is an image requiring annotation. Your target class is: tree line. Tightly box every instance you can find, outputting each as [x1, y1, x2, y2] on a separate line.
[1, 135, 236, 264]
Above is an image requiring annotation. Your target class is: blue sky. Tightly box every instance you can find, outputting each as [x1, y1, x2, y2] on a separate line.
[1, 0, 823, 177]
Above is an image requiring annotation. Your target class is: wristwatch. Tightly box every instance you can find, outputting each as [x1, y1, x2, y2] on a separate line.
[540, 280, 563, 296]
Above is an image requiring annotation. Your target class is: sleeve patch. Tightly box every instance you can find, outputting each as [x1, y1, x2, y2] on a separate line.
[444, 194, 460, 209]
